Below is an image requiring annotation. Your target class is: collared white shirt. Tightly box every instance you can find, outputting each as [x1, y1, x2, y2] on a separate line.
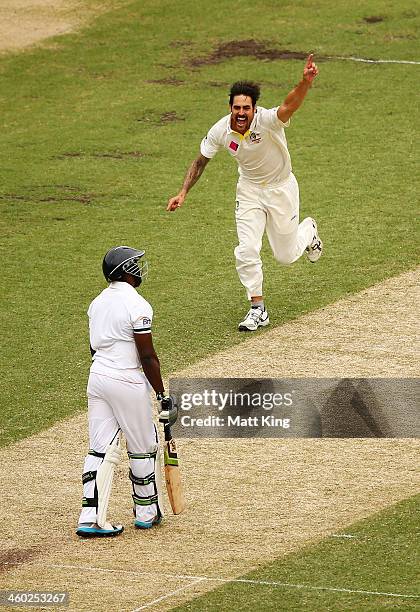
[88, 281, 153, 377]
[200, 106, 291, 186]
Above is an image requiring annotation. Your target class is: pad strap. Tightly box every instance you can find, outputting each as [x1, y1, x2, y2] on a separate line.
[132, 493, 159, 506]
[82, 496, 97, 508]
[129, 469, 155, 486]
[82, 470, 97, 484]
[128, 450, 157, 459]
[88, 450, 106, 459]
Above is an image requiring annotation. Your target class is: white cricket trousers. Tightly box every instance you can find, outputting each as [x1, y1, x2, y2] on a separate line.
[79, 371, 160, 525]
[234, 173, 314, 299]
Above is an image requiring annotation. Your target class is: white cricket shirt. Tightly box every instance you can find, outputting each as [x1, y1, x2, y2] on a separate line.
[88, 281, 152, 381]
[200, 106, 291, 186]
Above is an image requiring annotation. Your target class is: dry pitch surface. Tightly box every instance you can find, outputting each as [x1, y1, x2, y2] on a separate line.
[1, 269, 419, 611]
[0, 0, 125, 54]
[0, 7, 419, 610]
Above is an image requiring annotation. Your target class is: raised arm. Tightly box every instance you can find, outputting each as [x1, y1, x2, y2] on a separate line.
[277, 53, 319, 124]
[167, 153, 210, 211]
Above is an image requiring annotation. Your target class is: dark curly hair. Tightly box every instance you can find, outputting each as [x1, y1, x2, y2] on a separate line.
[229, 81, 261, 107]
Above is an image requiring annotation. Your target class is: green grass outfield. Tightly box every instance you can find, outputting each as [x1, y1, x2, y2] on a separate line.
[172, 495, 420, 611]
[0, 0, 419, 446]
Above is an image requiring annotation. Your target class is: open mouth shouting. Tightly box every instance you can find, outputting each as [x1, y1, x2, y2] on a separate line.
[230, 95, 255, 134]
[232, 112, 253, 134]
[236, 115, 247, 129]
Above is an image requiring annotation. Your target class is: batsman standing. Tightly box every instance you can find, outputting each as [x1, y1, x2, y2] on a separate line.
[77, 246, 177, 537]
[167, 54, 323, 331]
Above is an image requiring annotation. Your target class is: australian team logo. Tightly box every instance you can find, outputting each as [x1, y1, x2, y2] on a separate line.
[249, 131, 262, 144]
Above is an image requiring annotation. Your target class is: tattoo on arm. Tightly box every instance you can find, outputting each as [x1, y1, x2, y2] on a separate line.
[182, 155, 209, 193]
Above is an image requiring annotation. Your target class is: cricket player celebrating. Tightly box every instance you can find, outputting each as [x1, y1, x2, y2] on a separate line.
[167, 54, 323, 331]
[77, 246, 177, 537]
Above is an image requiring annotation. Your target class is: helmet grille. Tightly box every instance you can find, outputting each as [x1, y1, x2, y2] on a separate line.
[122, 258, 148, 280]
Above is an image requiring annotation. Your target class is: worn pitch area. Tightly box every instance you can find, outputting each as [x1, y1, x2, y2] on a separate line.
[0, 269, 419, 611]
[0, 0, 125, 53]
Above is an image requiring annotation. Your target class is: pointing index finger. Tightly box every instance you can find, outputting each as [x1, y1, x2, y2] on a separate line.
[306, 53, 314, 66]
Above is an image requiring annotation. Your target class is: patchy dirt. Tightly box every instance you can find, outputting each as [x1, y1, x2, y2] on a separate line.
[185, 39, 410, 69]
[160, 111, 185, 123]
[147, 77, 186, 87]
[188, 40, 317, 67]
[363, 15, 385, 23]
[0, 185, 98, 204]
[39, 193, 94, 203]
[135, 110, 185, 125]
[55, 150, 144, 159]
[170, 40, 192, 48]
[0, 548, 41, 573]
[92, 150, 144, 159]
[55, 152, 85, 158]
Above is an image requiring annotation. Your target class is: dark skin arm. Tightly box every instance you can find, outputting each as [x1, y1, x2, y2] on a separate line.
[166, 153, 210, 211]
[134, 332, 165, 394]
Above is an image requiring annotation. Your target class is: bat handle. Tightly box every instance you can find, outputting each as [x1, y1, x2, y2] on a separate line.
[163, 423, 172, 442]
[110, 428, 121, 445]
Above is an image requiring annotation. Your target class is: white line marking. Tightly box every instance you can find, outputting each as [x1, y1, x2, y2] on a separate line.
[42, 563, 420, 600]
[331, 534, 357, 539]
[131, 578, 205, 611]
[330, 55, 420, 65]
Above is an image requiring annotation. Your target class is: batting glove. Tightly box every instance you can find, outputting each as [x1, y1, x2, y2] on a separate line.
[157, 393, 178, 426]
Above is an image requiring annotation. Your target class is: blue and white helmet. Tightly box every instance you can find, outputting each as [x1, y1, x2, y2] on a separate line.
[102, 246, 148, 283]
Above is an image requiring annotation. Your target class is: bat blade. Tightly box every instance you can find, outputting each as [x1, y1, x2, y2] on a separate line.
[163, 424, 186, 514]
[96, 431, 122, 528]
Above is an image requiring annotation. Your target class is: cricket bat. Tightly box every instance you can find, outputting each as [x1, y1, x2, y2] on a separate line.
[163, 423, 186, 514]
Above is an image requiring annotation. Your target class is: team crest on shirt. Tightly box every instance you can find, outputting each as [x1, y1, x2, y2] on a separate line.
[142, 317, 151, 326]
[249, 131, 262, 144]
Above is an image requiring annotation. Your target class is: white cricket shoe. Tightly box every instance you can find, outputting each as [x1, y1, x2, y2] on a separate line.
[306, 218, 323, 263]
[238, 306, 269, 332]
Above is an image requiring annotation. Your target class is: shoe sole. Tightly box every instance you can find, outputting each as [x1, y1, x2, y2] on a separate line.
[76, 527, 124, 538]
[307, 238, 323, 263]
[134, 517, 162, 529]
[238, 318, 270, 332]
[306, 218, 323, 263]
